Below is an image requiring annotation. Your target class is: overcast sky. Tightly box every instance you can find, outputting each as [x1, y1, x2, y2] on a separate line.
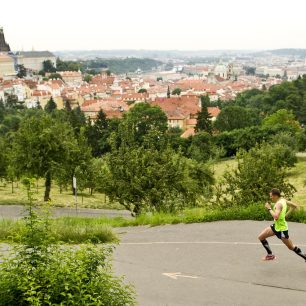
[1, 0, 306, 51]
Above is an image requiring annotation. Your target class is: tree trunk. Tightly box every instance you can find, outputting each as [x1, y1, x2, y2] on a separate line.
[132, 203, 141, 217]
[44, 172, 51, 202]
[11, 181, 14, 194]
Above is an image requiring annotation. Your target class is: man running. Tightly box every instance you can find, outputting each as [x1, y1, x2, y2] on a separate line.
[258, 188, 306, 262]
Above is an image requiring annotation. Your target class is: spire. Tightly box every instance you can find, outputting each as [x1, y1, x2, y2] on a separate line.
[0, 27, 11, 52]
[167, 86, 171, 98]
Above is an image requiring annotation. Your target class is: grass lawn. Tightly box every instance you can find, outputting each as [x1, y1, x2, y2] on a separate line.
[0, 155, 305, 210]
[288, 156, 306, 207]
[0, 180, 122, 210]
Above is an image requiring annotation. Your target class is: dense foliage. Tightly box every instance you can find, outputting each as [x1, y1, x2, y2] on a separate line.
[0, 179, 135, 305]
[1, 75, 306, 212]
[215, 143, 297, 207]
[234, 75, 306, 123]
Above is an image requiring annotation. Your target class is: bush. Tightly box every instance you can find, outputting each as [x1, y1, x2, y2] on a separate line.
[100, 145, 215, 215]
[0, 179, 135, 305]
[0, 245, 135, 306]
[187, 132, 224, 162]
[215, 143, 297, 207]
[214, 125, 298, 157]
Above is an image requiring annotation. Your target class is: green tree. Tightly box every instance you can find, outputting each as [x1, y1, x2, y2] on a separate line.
[42, 60, 56, 73]
[84, 74, 92, 83]
[100, 145, 214, 215]
[0, 137, 7, 179]
[214, 106, 261, 131]
[262, 109, 300, 131]
[5, 94, 20, 110]
[215, 143, 296, 207]
[172, 88, 182, 96]
[0, 114, 21, 136]
[64, 100, 72, 112]
[58, 128, 92, 195]
[48, 73, 62, 80]
[244, 66, 256, 75]
[138, 88, 147, 93]
[44, 97, 57, 113]
[85, 110, 114, 157]
[187, 132, 222, 162]
[117, 103, 168, 147]
[16, 64, 27, 78]
[0, 99, 5, 122]
[11, 115, 80, 201]
[195, 95, 213, 134]
[56, 58, 81, 72]
[67, 106, 87, 135]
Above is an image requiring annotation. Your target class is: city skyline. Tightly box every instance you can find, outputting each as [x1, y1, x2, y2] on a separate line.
[1, 0, 306, 51]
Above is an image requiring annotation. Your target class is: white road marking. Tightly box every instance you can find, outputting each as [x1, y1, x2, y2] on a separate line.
[163, 272, 198, 280]
[120, 241, 306, 247]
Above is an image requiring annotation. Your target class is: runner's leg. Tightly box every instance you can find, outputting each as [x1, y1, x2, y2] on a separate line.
[258, 227, 275, 255]
[282, 238, 306, 261]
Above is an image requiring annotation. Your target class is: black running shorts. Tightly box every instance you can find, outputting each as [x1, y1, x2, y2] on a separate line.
[271, 224, 289, 239]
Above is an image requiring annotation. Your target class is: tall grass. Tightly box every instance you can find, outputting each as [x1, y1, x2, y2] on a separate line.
[0, 218, 117, 244]
[1, 205, 306, 243]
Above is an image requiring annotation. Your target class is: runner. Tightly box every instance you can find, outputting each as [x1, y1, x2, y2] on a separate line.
[258, 188, 306, 262]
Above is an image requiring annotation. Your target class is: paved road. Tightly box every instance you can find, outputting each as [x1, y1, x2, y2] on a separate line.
[114, 221, 306, 306]
[0, 205, 131, 219]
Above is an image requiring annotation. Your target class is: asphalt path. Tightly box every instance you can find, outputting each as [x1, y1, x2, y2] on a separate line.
[114, 221, 306, 306]
[0, 205, 131, 219]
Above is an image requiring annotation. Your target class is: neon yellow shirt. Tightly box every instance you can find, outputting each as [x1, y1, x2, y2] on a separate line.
[273, 198, 288, 232]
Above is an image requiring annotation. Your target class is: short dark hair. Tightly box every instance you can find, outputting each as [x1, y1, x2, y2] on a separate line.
[270, 188, 281, 197]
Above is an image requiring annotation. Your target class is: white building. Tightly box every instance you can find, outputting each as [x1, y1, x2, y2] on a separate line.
[16, 51, 56, 72]
[214, 63, 228, 79]
[0, 54, 16, 77]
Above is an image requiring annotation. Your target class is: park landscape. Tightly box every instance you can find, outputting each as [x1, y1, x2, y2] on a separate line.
[0, 74, 306, 304]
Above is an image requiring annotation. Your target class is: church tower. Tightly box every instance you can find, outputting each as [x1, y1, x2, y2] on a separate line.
[0, 27, 11, 52]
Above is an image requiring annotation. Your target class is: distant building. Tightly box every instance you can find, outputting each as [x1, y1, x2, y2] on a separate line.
[214, 63, 228, 79]
[58, 71, 82, 86]
[0, 27, 10, 52]
[0, 27, 15, 78]
[16, 51, 56, 72]
[0, 54, 15, 77]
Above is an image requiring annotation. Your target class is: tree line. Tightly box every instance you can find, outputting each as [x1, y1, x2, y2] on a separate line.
[1, 76, 305, 215]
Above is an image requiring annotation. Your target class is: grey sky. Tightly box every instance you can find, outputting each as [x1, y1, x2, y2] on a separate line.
[1, 0, 306, 51]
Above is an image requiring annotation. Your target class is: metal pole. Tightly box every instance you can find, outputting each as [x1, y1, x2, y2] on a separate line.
[73, 176, 78, 213]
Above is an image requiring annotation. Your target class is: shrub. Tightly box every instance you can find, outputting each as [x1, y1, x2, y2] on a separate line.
[100, 146, 214, 215]
[215, 143, 297, 207]
[0, 178, 135, 305]
[214, 125, 298, 157]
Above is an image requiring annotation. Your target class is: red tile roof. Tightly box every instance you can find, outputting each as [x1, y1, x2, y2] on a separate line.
[152, 96, 200, 120]
[181, 128, 195, 138]
[207, 107, 221, 118]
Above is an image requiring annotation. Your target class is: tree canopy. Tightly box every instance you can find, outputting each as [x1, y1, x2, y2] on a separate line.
[195, 96, 213, 134]
[11, 114, 81, 201]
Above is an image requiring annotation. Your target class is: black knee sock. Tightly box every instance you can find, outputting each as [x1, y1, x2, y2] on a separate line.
[293, 247, 306, 260]
[261, 239, 272, 255]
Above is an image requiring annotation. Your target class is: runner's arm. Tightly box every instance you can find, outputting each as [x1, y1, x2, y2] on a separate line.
[286, 200, 298, 217]
[265, 202, 281, 220]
